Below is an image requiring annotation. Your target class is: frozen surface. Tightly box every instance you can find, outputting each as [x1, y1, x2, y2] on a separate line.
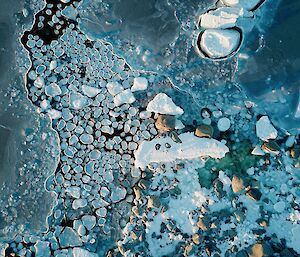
[0, 0, 300, 256]
[146, 93, 184, 115]
[199, 29, 241, 59]
[135, 132, 229, 170]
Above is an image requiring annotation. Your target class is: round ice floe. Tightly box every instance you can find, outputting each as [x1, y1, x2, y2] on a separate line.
[197, 28, 242, 59]
[79, 134, 94, 144]
[82, 215, 96, 230]
[217, 117, 231, 131]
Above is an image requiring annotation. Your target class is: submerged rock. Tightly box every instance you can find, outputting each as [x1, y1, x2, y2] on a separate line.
[246, 188, 262, 201]
[195, 124, 214, 138]
[231, 175, 244, 193]
[155, 114, 176, 132]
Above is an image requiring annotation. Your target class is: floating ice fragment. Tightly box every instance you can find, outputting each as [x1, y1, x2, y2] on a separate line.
[72, 199, 88, 210]
[34, 241, 51, 257]
[73, 248, 98, 257]
[131, 77, 148, 92]
[256, 116, 277, 141]
[217, 117, 231, 132]
[66, 186, 81, 199]
[70, 92, 88, 110]
[135, 132, 229, 170]
[59, 227, 82, 248]
[47, 109, 62, 119]
[175, 119, 185, 130]
[251, 145, 265, 156]
[198, 29, 241, 59]
[82, 85, 101, 97]
[79, 133, 94, 144]
[84, 161, 95, 175]
[96, 207, 107, 218]
[82, 215, 96, 230]
[50, 60, 57, 70]
[140, 111, 152, 119]
[286, 136, 296, 147]
[106, 81, 124, 96]
[146, 93, 184, 115]
[274, 201, 285, 213]
[111, 187, 127, 203]
[200, 7, 243, 29]
[34, 77, 45, 88]
[61, 5, 78, 20]
[113, 89, 136, 107]
[40, 99, 49, 110]
[45, 83, 62, 97]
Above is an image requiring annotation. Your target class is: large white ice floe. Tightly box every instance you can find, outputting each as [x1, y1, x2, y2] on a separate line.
[255, 116, 278, 141]
[134, 132, 229, 170]
[146, 93, 184, 115]
[221, 0, 264, 10]
[200, 7, 246, 29]
[199, 29, 241, 59]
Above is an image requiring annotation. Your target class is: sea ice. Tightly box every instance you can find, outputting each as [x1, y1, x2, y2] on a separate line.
[256, 116, 278, 141]
[131, 77, 148, 92]
[199, 29, 241, 59]
[200, 7, 242, 29]
[146, 93, 184, 115]
[59, 227, 82, 248]
[73, 248, 98, 257]
[135, 132, 229, 169]
[113, 89, 136, 107]
[217, 117, 231, 131]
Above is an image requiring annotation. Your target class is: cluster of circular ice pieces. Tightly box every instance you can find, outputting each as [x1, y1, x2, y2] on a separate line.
[21, 19, 162, 255]
[196, 0, 265, 59]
